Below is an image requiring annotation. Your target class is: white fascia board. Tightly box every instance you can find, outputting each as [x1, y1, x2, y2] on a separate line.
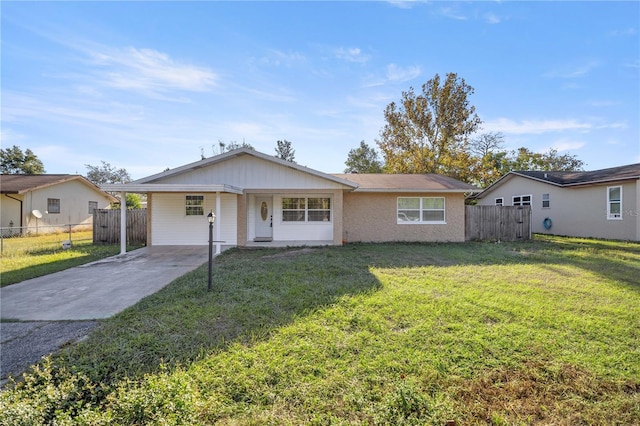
[101, 184, 244, 194]
[352, 188, 479, 193]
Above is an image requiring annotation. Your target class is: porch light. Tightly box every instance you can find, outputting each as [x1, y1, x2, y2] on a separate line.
[207, 210, 216, 291]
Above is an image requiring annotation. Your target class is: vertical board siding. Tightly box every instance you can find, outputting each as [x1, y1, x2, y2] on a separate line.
[93, 209, 147, 244]
[465, 205, 531, 241]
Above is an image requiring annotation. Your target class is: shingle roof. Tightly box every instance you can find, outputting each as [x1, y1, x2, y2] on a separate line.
[332, 173, 479, 192]
[511, 163, 640, 186]
[1, 174, 117, 201]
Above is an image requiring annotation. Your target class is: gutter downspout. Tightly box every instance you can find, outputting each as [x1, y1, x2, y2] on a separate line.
[4, 194, 23, 227]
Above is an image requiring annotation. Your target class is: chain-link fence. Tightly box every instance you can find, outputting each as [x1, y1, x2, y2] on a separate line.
[0, 224, 93, 255]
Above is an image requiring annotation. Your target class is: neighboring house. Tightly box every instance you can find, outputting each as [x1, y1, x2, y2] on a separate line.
[103, 149, 478, 253]
[474, 163, 640, 241]
[0, 174, 117, 234]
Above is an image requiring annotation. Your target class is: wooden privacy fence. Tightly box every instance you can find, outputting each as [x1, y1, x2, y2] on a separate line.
[465, 205, 531, 242]
[93, 209, 147, 245]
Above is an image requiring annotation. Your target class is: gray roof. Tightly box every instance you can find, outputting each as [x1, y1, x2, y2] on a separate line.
[333, 173, 479, 193]
[474, 163, 640, 200]
[511, 163, 640, 186]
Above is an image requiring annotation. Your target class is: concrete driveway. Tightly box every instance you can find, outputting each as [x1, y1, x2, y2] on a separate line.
[1, 246, 210, 321]
[1, 246, 210, 383]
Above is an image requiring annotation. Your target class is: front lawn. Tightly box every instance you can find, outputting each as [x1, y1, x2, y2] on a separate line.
[1, 236, 638, 424]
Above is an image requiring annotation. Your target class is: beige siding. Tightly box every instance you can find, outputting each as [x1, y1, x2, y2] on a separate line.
[0, 180, 112, 232]
[151, 193, 237, 245]
[478, 176, 639, 241]
[343, 192, 466, 243]
[154, 155, 346, 190]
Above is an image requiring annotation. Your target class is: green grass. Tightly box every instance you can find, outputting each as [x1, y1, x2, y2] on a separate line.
[0, 231, 142, 287]
[1, 236, 638, 424]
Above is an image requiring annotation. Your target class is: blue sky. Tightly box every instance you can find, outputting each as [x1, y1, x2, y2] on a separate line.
[2, 1, 638, 180]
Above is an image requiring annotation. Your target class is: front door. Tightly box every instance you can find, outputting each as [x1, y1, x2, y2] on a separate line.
[254, 196, 273, 242]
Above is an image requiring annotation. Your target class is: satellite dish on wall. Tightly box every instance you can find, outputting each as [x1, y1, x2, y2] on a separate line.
[32, 209, 43, 219]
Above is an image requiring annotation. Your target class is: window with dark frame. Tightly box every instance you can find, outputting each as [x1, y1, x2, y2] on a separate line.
[47, 198, 60, 214]
[512, 195, 532, 206]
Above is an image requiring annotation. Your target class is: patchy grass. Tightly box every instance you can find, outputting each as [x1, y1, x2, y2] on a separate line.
[0, 231, 142, 287]
[0, 236, 638, 424]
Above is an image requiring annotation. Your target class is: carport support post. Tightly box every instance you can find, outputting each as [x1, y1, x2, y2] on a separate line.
[120, 191, 127, 255]
[216, 192, 221, 254]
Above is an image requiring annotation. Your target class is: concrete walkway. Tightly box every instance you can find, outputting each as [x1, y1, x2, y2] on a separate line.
[1, 246, 210, 321]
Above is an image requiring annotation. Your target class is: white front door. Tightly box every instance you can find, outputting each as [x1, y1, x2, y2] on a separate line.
[254, 196, 273, 241]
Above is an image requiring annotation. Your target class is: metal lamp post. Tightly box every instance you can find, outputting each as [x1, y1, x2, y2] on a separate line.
[207, 210, 216, 291]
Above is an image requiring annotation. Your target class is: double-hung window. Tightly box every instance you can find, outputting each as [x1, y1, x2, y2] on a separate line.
[542, 193, 550, 208]
[282, 197, 331, 222]
[185, 195, 204, 216]
[88, 201, 98, 214]
[512, 195, 532, 206]
[607, 186, 622, 220]
[495, 197, 504, 206]
[48, 198, 60, 214]
[397, 197, 445, 224]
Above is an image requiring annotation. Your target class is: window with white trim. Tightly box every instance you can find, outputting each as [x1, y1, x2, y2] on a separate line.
[397, 197, 445, 224]
[88, 201, 98, 214]
[542, 193, 550, 208]
[495, 197, 504, 206]
[282, 197, 331, 222]
[48, 198, 60, 214]
[512, 195, 531, 206]
[607, 186, 622, 220]
[185, 195, 204, 216]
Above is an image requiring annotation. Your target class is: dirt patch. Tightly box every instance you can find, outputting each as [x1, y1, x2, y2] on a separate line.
[261, 248, 317, 260]
[453, 360, 639, 425]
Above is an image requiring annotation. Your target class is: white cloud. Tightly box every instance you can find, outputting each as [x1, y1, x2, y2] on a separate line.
[90, 47, 217, 94]
[544, 61, 599, 79]
[386, 63, 421, 83]
[485, 118, 593, 134]
[336, 47, 370, 64]
[483, 13, 501, 24]
[439, 6, 468, 21]
[257, 49, 306, 67]
[550, 138, 586, 152]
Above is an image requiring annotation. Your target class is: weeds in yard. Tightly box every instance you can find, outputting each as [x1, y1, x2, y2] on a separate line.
[1, 236, 638, 424]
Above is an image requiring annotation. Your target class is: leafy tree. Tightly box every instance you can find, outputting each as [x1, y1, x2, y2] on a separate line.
[507, 147, 584, 172]
[112, 193, 143, 210]
[274, 140, 296, 162]
[344, 141, 383, 173]
[86, 162, 142, 209]
[85, 161, 131, 185]
[469, 132, 509, 188]
[0, 145, 46, 174]
[377, 73, 482, 181]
